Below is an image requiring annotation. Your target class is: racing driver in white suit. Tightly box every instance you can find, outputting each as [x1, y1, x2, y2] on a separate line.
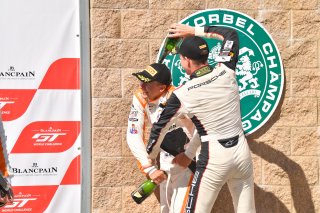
[127, 63, 197, 213]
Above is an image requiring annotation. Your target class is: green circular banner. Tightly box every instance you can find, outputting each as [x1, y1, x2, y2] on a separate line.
[158, 9, 284, 135]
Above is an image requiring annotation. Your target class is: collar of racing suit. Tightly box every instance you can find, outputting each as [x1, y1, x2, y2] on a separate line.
[190, 65, 213, 79]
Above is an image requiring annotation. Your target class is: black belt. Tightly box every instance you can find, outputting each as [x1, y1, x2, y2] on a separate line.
[218, 135, 239, 148]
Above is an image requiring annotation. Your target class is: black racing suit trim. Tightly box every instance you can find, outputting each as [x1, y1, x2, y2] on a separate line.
[204, 25, 239, 70]
[190, 116, 207, 137]
[146, 93, 182, 154]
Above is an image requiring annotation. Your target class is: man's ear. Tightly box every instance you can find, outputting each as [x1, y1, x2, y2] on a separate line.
[159, 85, 167, 93]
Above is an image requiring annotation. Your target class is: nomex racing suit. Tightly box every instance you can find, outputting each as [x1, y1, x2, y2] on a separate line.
[147, 26, 255, 213]
[127, 85, 195, 213]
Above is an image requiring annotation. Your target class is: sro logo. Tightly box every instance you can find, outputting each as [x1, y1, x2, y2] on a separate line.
[32, 133, 67, 142]
[4, 198, 37, 208]
[0, 101, 14, 109]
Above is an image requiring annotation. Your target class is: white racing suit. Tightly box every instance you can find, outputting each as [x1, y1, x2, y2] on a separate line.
[127, 86, 194, 213]
[147, 26, 256, 213]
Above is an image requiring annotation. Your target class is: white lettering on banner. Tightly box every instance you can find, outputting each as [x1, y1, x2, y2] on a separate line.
[242, 120, 252, 131]
[32, 133, 66, 142]
[262, 100, 272, 113]
[263, 42, 278, 69]
[194, 17, 206, 26]
[270, 71, 279, 83]
[223, 14, 233, 24]
[266, 85, 278, 101]
[251, 110, 262, 121]
[4, 198, 37, 208]
[208, 14, 219, 23]
[191, 14, 255, 36]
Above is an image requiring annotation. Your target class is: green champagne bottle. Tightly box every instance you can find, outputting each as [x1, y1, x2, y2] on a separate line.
[131, 179, 157, 204]
[158, 35, 181, 63]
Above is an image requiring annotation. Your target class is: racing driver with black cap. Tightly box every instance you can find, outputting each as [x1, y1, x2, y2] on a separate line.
[146, 24, 256, 213]
[127, 63, 197, 213]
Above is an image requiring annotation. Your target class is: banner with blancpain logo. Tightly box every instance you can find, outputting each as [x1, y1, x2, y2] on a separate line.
[158, 9, 284, 135]
[0, 0, 81, 212]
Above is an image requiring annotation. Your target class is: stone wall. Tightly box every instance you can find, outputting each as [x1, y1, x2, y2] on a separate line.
[90, 0, 320, 212]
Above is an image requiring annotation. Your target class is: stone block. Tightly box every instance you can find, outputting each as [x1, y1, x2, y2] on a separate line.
[290, 185, 317, 213]
[284, 68, 291, 98]
[291, 69, 320, 97]
[150, 0, 205, 10]
[93, 127, 122, 157]
[263, 156, 318, 185]
[149, 39, 163, 64]
[91, 9, 121, 38]
[91, 0, 148, 9]
[122, 186, 160, 213]
[263, 158, 290, 185]
[253, 127, 291, 155]
[122, 68, 141, 98]
[311, 186, 320, 213]
[92, 39, 149, 68]
[291, 127, 320, 156]
[255, 11, 290, 40]
[319, 99, 320, 125]
[93, 157, 145, 187]
[92, 98, 131, 127]
[282, 40, 318, 68]
[290, 156, 319, 186]
[92, 187, 121, 210]
[251, 153, 262, 184]
[121, 10, 177, 39]
[207, 0, 260, 10]
[254, 185, 292, 213]
[293, 10, 320, 40]
[275, 98, 317, 127]
[122, 127, 133, 157]
[92, 68, 122, 98]
[262, 0, 318, 9]
[178, 10, 200, 21]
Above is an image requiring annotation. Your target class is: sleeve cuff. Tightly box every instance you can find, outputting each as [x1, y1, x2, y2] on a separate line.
[143, 166, 157, 175]
[195, 26, 205, 37]
[184, 150, 196, 160]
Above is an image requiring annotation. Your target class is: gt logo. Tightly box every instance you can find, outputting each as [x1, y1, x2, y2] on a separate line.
[4, 198, 37, 208]
[32, 133, 67, 142]
[0, 101, 14, 109]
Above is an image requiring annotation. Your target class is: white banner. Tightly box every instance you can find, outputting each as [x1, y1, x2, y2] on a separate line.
[0, 0, 81, 212]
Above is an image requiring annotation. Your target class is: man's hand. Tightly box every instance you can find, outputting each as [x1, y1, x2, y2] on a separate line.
[149, 170, 167, 185]
[172, 152, 192, 168]
[168, 23, 195, 38]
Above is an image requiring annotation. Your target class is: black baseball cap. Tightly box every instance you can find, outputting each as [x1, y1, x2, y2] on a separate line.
[177, 36, 209, 60]
[132, 63, 172, 86]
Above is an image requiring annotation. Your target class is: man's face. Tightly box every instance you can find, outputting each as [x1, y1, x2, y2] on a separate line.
[140, 81, 166, 100]
[179, 55, 191, 75]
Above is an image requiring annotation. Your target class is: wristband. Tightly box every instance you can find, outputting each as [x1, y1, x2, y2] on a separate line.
[143, 166, 157, 175]
[195, 26, 205, 37]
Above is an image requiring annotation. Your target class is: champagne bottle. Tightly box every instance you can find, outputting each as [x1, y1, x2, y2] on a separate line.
[158, 35, 181, 63]
[131, 179, 157, 204]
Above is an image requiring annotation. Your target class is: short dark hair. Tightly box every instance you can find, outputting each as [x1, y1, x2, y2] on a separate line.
[177, 36, 209, 62]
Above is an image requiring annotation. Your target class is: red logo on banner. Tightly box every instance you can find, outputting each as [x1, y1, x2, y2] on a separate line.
[61, 155, 81, 185]
[39, 58, 80, 89]
[0, 90, 36, 121]
[11, 121, 80, 153]
[1, 186, 58, 212]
